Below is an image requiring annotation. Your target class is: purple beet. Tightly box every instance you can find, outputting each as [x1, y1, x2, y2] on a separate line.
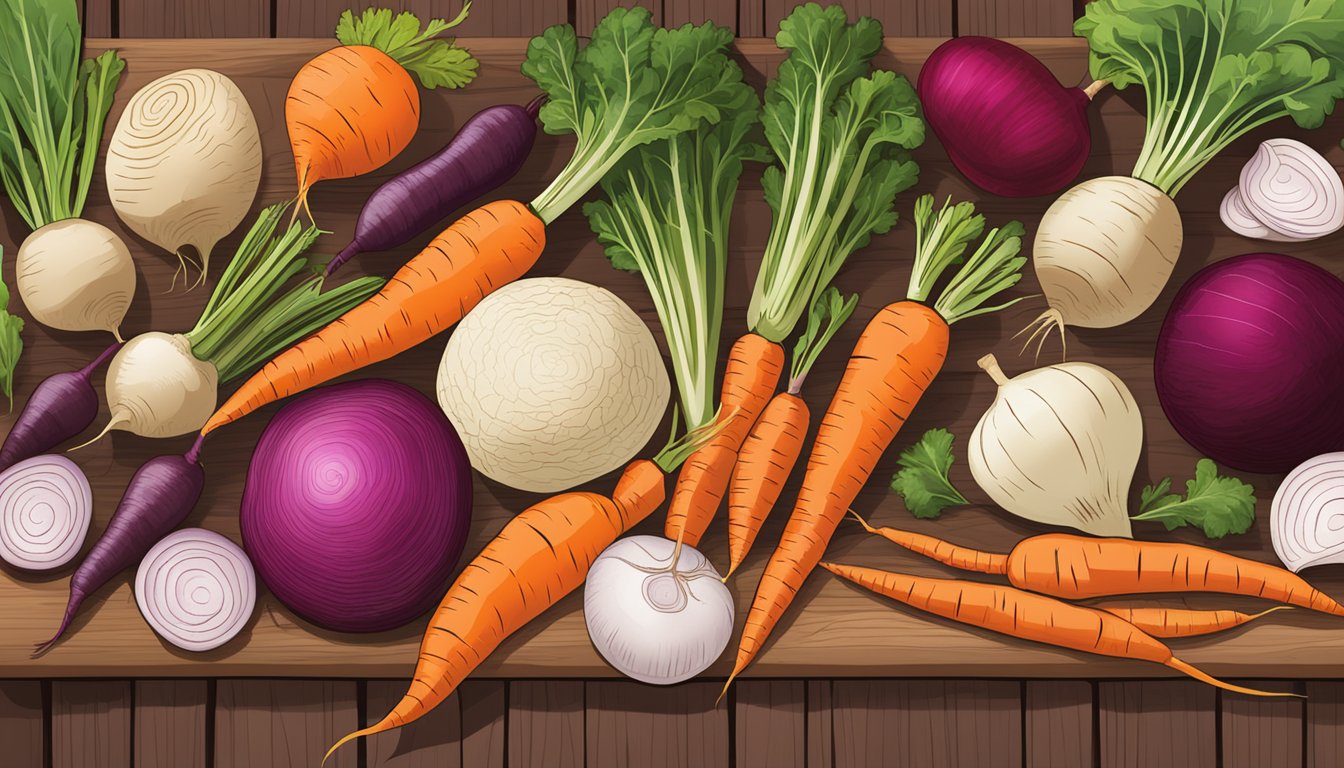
[0, 342, 122, 472]
[325, 96, 545, 276]
[33, 450, 204, 655]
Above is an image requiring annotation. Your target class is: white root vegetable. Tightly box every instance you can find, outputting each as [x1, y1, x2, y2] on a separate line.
[15, 219, 136, 340]
[1271, 452, 1344, 572]
[80, 332, 219, 443]
[1221, 139, 1344, 242]
[1025, 176, 1181, 346]
[106, 68, 262, 284]
[135, 528, 256, 651]
[968, 354, 1141, 537]
[583, 535, 733, 685]
[0, 455, 92, 572]
[437, 277, 670, 493]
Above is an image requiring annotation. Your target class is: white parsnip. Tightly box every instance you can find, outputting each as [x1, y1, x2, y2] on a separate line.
[968, 353, 1141, 537]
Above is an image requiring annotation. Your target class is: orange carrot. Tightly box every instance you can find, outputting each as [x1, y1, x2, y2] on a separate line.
[853, 518, 1344, 617]
[1100, 606, 1291, 638]
[201, 200, 544, 436]
[664, 332, 784, 547]
[725, 392, 808, 577]
[726, 196, 1029, 688]
[287, 6, 476, 219]
[820, 561, 1292, 698]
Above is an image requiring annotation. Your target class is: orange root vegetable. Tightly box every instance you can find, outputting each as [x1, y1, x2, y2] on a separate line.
[853, 517, 1344, 617]
[664, 332, 784, 546]
[1100, 606, 1291, 638]
[819, 561, 1294, 698]
[725, 392, 809, 577]
[201, 200, 544, 436]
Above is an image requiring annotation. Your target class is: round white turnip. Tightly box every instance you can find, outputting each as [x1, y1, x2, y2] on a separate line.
[15, 219, 136, 340]
[81, 332, 219, 443]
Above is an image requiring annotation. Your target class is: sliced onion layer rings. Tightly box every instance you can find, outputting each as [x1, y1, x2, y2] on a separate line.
[1271, 452, 1344, 572]
[135, 528, 256, 651]
[0, 455, 92, 572]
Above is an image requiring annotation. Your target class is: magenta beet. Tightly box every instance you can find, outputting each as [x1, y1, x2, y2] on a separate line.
[1155, 253, 1344, 474]
[240, 379, 472, 633]
[918, 37, 1098, 198]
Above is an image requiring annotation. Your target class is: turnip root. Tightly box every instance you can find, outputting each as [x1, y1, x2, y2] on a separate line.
[15, 219, 136, 340]
[1024, 176, 1181, 350]
[106, 68, 262, 284]
[81, 332, 219, 442]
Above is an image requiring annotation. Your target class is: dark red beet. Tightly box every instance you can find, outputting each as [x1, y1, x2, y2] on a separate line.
[0, 342, 122, 473]
[325, 96, 545, 276]
[918, 37, 1097, 198]
[33, 451, 204, 655]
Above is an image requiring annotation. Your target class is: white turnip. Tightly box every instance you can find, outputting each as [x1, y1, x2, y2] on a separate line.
[15, 219, 136, 341]
[92, 332, 220, 440]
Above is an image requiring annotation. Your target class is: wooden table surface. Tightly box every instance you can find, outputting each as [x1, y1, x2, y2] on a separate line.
[3, 36, 1343, 680]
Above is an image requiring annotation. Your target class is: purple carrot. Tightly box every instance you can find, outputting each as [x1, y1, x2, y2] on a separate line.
[325, 96, 545, 276]
[33, 450, 204, 656]
[0, 342, 123, 472]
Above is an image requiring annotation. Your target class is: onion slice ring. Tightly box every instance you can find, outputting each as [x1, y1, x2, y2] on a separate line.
[135, 528, 256, 651]
[0, 455, 92, 572]
[1239, 138, 1344, 240]
[1271, 452, 1344, 573]
[1219, 187, 1305, 242]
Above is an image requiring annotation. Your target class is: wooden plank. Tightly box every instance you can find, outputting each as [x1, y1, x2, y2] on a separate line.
[1307, 681, 1344, 768]
[577, 0, 661, 32]
[275, 0, 565, 38]
[764, 0, 952, 37]
[739, 0, 765, 36]
[118, 0, 271, 36]
[587, 681, 728, 768]
[365, 680, 461, 768]
[0, 681, 45, 768]
[957, 0, 1077, 37]
[735, 680, 804, 768]
[134, 680, 207, 768]
[1222, 681, 1304, 768]
[663, 0, 743, 34]
[1098, 681, 1216, 768]
[1026, 681, 1093, 768]
[461, 681, 506, 768]
[214, 680, 358, 768]
[81, 0, 114, 37]
[508, 681, 583, 768]
[807, 680, 834, 768]
[52, 680, 131, 768]
[831, 680, 1022, 767]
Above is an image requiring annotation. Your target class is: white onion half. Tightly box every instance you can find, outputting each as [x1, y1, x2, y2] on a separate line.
[584, 535, 733, 685]
[0, 455, 92, 572]
[1231, 139, 1344, 241]
[1271, 452, 1344, 572]
[135, 528, 256, 651]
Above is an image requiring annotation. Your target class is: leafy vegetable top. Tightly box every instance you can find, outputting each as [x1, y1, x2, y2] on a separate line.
[788, 286, 858, 394]
[907, 194, 1028, 325]
[890, 428, 969, 519]
[526, 8, 747, 225]
[336, 5, 477, 89]
[1078, 0, 1344, 195]
[584, 79, 764, 430]
[748, 3, 924, 343]
[0, 0, 124, 229]
[0, 248, 22, 409]
[1132, 458, 1257, 539]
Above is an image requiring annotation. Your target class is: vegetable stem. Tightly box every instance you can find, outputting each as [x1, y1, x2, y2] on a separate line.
[1082, 79, 1110, 99]
[977, 354, 1010, 387]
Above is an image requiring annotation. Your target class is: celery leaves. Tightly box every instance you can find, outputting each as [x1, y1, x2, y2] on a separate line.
[1132, 459, 1256, 539]
[335, 6, 477, 89]
[890, 428, 969, 519]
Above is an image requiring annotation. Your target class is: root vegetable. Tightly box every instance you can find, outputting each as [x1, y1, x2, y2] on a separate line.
[0, 343, 121, 472]
[106, 68, 262, 282]
[15, 219, 136, 340]
[135, 528, 256, 651]
[95, 332, 220, 441]
[968, 353, 1140, 537]
[0, 455, 92, 572]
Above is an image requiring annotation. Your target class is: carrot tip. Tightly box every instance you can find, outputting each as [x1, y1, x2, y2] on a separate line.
[323, 726, 378, 765]
[846, 509, 876, 533]
[1165, 657, 1302, 698]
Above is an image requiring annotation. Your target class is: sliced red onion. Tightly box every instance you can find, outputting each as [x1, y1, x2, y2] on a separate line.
[1218, 187, 1304, 242]
[1271, 452, 1344, 572]
[1238, 138, 1344, 240]
[0, 455, 92, 572]
[134, 528, 256, 651]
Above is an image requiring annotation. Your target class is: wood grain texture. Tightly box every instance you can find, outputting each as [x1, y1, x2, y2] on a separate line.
[1222, 681, 1304, 768]
[274, 0, 565, 38]
[80, 0, 114, 37]
[663, 0, 742, 32]
[1098, 682, 1216, 768]
[577, 0, 661, 32]
[807, 680, 834, 768]
[1307, 681, 1344, 768]
[0, 681, 45, 768]
[957, 0, 1078, 36]
[765, 0, 952, 36]
[52, 680, 131, 768]
[508, 681, 583, 768]
[134, 680, 207, 768]
[118, 0, 271, 36]
[461, 681, 506, 767]
[586, 681, 728, 768]
[214, 680, 358, 768]
[735, 680, 805, 768]
[366, 680, 462, 768]
[831, 680, 1022, 767]
[1026, 681, 1093, 768]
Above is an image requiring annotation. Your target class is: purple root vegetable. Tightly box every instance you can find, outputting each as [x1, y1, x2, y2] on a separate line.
[33, 449, 204, 656]
[325, 96, 545, 277]
[0, 342, 123, 472]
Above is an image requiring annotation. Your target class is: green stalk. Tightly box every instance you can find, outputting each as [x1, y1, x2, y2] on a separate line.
[902, 194, 1029, 325]
[787, 287, 857, 394]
